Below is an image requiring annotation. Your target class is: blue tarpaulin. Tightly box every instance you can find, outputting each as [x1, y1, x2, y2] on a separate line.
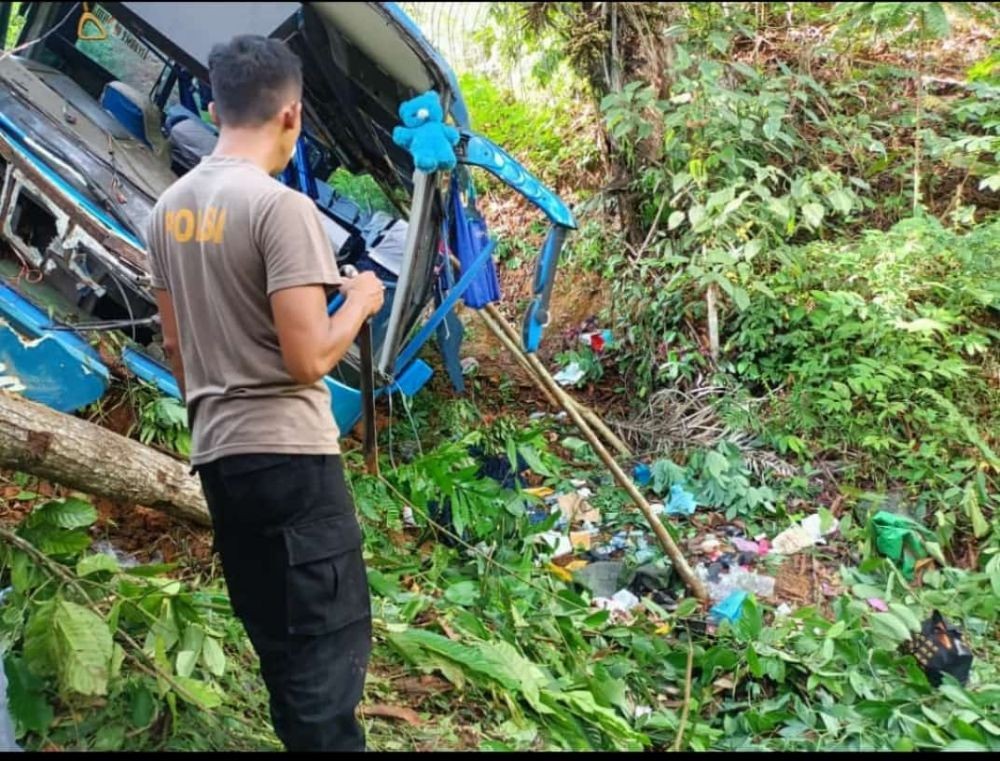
[450, 173, 500, 309]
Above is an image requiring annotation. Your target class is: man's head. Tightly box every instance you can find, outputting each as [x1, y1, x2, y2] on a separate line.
[207, 35, 303, 174]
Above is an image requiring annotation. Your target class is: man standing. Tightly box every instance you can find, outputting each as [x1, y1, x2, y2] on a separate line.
[145, 35, 384, 751]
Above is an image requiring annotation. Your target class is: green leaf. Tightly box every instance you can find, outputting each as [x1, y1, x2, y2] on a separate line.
[668, 210, 686, 230]
[201, 636, 226, 678]
[518, 444, 554, 478]
[887, 603, 922, 633]
[93, 722, 126, 751]
[28, 498, 97, 530]
[943, 740, 987, 751]
[174, 676, 223, 709]
[76, 553, 120, 577]
[826, 188, 854, 215]
[443, 580, 479, 607]
[129, 684, 156, 728]
[802, 202, 825, 229]
[870, 611, 912, 644]
[939, 683, 976, 709]
[731, 286, 751, 311]
[675, 597, 700, 618]
[4, 655, 53, 733]
[175, 650, 198, 679]
[23, 600, 58, 679]
[51, 599, 114, 696]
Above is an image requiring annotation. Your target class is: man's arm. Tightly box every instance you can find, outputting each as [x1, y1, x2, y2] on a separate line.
[271, 272, 384, 385]
[154, 288, 186, 400]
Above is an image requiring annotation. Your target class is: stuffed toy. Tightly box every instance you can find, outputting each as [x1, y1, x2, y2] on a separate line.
[392, 90, 460, 173]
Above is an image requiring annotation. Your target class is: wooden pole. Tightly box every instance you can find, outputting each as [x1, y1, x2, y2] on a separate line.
[480, 302, 634, 459]
[475, 306, 707, 600]
[477, 308, 560, 408]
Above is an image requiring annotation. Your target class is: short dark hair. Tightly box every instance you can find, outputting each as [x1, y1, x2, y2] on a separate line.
[207, 35, 302, 127]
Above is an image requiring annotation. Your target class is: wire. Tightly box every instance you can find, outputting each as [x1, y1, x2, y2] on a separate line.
[0, 3, 80, 62]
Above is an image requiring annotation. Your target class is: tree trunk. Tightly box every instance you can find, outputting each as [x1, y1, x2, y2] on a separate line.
[0, 392, 210, 527]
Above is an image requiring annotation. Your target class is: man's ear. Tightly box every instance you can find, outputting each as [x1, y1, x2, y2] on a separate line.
[281, 101, 301, 132]
[207, 101, 220, 126]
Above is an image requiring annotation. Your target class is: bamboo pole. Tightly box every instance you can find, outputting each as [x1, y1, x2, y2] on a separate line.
[480, 302, 633, 459]
[478, 308, 560, 408]
[476, 306, 707, 600]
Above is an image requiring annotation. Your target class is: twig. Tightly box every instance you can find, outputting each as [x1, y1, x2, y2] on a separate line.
[672, 632, 695, 752]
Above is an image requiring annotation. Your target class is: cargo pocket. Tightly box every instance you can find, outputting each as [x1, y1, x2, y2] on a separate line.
[282, 513, 371, 636]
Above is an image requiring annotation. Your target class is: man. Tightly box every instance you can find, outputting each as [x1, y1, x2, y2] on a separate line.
[144, 35, 384, 752]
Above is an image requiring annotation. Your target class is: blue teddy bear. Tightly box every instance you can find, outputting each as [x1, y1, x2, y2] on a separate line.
[392, 90, 460, 173]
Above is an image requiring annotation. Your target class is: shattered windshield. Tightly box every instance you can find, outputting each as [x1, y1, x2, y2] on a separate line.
[73, 3, 166, 98]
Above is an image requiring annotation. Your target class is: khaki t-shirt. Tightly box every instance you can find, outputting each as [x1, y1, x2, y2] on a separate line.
[145, 155, 342, 466]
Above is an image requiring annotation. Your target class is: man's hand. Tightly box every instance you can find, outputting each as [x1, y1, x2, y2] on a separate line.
[339, 271, 385, 318]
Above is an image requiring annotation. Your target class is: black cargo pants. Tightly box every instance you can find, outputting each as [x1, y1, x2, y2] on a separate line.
[196, 453, 372, 752]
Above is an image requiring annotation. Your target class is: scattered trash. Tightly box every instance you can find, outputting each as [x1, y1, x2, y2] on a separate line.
[579, 329, 613, 352]
[0, 587, 13, 606]
[569, 478, 588, 488]
[574, 561, 625, 598]
[775, 603, 793, 617]
[460, 356, 479, 375]
[709, 590, 749, 624]
[869, 511, 933, 580]
[731, 537, 770, 556]
[524, 486, 555, 499]
[556, 492, 601, 525]
[627, 562, 674, 606]
[772, 511, 838, 555]
[609, 588, 640, 611]
[664, 483, 697, 516]
[634, 705, 653, 719]
[697, 563, 775, 602]
[402, 506, 417, 528]
[694, 535, 721, 555]
[535, 531, 573, 559]
[867, 598, 889, 612]
[633, 463, 652, 487]
[553, 362, 586, 386]
[93, 539, 143, 569]
[903, 610, 973, 687]
[570, 530, 596, 551]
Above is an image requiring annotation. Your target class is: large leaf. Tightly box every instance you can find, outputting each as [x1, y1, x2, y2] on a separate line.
[23, 600, 58, 679]
[4, 655, 53, 733]
[51, 599, 114, 696]
[76, 553, 120, 577]
[20, 525, 92, 557]
[174, 676, 223, 709]
[201, 636, 226, 678]
[28, 498, 97, 530]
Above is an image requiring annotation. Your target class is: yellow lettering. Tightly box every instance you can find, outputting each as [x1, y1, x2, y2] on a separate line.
[196, 207, 217, 242]
[213, 209, 227, 244]
[164, 210, 175, 237]
[173, 209, 195, 243]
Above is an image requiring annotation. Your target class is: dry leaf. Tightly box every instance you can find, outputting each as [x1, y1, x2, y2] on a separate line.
[365, 704, 422, 726]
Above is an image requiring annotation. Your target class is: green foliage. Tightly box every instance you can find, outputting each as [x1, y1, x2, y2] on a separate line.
[730, 217, 999, 489]
[131, 385, 190, 457]
[459, 72, 597, 188]
[327, 168, 397, 217]
[0, 499, 273, 750]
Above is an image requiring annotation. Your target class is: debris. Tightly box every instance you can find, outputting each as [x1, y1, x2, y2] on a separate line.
[524, 486, 555, 499]
[402, 506, 417, 528]
[553, 362, 586, 386]
[460, 357, 479, 375]
[579, 329, 613, 352]
[569, 478, 588, 488]
[868, 598, 889, 612]
[564, 559, 589, 573]
[627, 561, 674, 606]
[732, 537, 769, 555]
[555, 492, 600, 525]
[663, 483, 697, 516]
[775, 603, 793, 617]
[693, 535, 721, 555]
[633, 463, 652, 487]
[697, 564, 775, 602]
[535, 531, 573, 558]
[365, 704, 423, 726]
[903, 610, 973, 687]
[93, 539, 142, 569]
[547, 562, 574, 583]
[593, 588, 641, 614]
[574, 561, 625, 598]
[772, 512, 838, 555]
[570, 530, 595, 551]
[869, 511, 933, 580]
[634, 705, 653, 719]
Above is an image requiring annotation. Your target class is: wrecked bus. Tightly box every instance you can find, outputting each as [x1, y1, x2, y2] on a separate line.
[0, 1, 575, 437]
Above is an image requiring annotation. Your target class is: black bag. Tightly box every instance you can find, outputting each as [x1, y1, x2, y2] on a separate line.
[903, 610, 973, 687]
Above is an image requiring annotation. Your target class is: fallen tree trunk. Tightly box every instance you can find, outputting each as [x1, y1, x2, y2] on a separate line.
[0, 391, 210, 527]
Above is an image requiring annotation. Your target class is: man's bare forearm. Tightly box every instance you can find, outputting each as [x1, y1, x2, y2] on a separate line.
[313, 295, 371, 379]
[165, 347, 186, 400]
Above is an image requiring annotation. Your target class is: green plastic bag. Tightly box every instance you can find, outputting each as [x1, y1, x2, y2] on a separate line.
[869, 511, 934, 580]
